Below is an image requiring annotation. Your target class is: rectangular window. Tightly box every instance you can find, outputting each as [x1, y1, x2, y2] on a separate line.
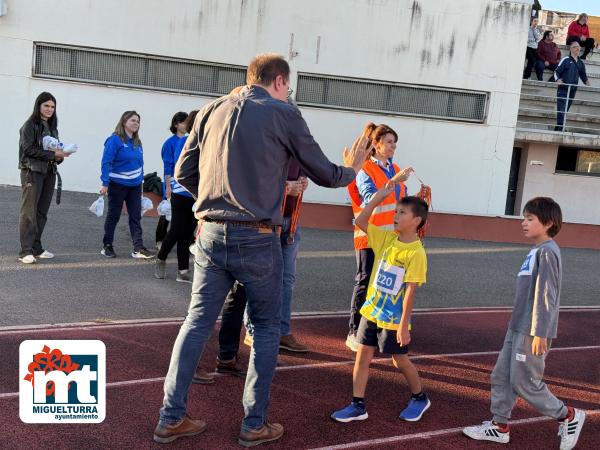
[576, 150, 600, 174]
[296, 73, 488, 123]
[33, 43, 247, 97]
[556, 146, 600, 176]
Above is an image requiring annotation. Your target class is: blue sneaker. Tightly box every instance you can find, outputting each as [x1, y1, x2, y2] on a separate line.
[399, 396, 431, 422]
[331, 403, 368, 423]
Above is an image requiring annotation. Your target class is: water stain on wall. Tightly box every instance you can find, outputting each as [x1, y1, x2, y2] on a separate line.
[256, 0, 267, 34]
[410, 0, 422, 24]
[468, 2, 528, 55]
[393, 44, 409, 55]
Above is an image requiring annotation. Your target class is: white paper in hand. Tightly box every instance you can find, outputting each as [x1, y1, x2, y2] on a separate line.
[141, 196, 154, 216]
[89, 196, 105, 217]
[157, 199, 172, 221]
[63, 143, 78, 154]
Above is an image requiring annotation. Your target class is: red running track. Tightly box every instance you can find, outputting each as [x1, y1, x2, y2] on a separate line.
[1, 309, 599, 449]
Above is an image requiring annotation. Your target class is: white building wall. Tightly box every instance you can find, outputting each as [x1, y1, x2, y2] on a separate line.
[0, 0, 531, 215]
[518, 143, 600, 225]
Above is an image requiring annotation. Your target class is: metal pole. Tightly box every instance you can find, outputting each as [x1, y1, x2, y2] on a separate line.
[562, 84, 571, 132]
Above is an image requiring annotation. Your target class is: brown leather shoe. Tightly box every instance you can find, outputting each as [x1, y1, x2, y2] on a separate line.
[279, 334, 309, 353]
[238, 422, 284, 447]
[191, 369, 215, 385]
[216, 356, 247, 378]
[153, 415, 207, 443]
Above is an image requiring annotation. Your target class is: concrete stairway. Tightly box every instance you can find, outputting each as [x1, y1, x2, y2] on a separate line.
[518, 80, 600, 134]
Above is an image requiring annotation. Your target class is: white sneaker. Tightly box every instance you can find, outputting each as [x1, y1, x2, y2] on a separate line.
[345, 334, 359, 352]
[18, 255, 37, 264]
[463, 421, 510, 444]
[36, 250, 54, 259]
[559, 408, 586, 450]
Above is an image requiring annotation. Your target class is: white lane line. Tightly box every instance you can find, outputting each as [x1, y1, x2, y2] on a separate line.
[1, 307, 599, 334]
[308, 410, 600, 450]
[0, 320, 185, 334]
[2, 345, 598, 400]
[279, 345, 600, 371]
[0, 260, 155, 272]
[0, 246, 530, 272]
[0, 246, 528, 272]
[298, 246, 528, 259]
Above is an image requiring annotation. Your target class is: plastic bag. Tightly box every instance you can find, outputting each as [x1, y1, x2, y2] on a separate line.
[42, 136, 78, 153]
[157, 199, 172, 221]
[42, 136, 62, 151]
[89, 196, 104, 217]
[62, 143, 78, 154]
[141, 196, 154, 216]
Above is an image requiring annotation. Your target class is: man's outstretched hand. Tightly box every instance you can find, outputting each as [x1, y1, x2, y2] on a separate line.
[343, 135, 371, 174]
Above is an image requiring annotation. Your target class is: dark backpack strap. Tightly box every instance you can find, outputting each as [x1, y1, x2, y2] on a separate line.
[55, 171, 62, 205]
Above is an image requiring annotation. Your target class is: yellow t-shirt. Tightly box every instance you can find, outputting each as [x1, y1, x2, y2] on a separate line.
[359, 223, 427, 330]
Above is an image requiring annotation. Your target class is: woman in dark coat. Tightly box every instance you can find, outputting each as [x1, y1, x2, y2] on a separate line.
[18, 92, 70, 264]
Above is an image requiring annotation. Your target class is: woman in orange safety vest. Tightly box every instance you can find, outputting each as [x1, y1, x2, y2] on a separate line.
[346, 122, 413, 351]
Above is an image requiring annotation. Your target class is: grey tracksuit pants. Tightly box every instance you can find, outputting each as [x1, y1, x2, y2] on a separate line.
[491, 329, 567, 423]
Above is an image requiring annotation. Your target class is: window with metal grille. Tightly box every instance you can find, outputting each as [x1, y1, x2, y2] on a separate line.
[296, 73, 488, 123]
[33, 43, 247, 97]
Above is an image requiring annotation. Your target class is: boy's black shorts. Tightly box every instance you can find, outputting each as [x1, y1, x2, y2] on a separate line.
[356, 316, 409, 355]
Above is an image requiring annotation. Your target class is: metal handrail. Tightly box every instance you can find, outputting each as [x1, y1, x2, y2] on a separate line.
[520, 80, 600, 133]
[524, 79, 600, 89]
[521, 92, 600, 106]
[519, 106, 600, 120]
[516, 120, 600, 134]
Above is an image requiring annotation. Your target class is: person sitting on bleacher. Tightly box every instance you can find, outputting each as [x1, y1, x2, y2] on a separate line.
[566, 13, 595, 60]
[536, 31, 562, 82]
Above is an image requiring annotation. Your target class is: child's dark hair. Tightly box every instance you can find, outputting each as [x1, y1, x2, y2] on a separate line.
[399, 196, 429, 230]
[169, 111, 188, 134]
[185, 110, 199, 134]
[523, 197, 562, 237]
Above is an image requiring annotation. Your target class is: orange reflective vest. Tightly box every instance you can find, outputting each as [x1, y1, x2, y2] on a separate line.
[348, 160, 405, 250]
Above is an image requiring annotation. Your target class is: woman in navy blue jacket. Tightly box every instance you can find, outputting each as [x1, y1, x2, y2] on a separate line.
[99, 111, 153, 259]
[155, 111, 188, 249]
[154, 110, 198, 282]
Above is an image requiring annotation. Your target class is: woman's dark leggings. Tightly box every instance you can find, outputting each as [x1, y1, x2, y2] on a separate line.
[157, 193, 197, 270]
[348, 248, 375, 336]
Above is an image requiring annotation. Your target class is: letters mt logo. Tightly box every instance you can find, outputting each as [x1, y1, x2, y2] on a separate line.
[19, 340, 106, 423]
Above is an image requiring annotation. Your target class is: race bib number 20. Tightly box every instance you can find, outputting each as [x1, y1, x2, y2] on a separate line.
[373, 260, 405, 295]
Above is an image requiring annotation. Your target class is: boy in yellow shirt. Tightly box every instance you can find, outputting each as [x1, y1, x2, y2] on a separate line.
[331, 183, 430, 423]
